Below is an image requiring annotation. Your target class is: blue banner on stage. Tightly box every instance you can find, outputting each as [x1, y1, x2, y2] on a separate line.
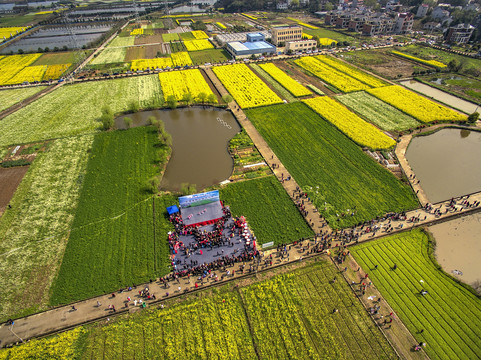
[179, 190, 220, 209]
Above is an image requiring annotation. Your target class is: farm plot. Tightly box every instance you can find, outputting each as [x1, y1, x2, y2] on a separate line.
[351, 229, 481, 360]
[0, 75, 163, 147]
[42, 63, 70, 80]
[50, 128, 174, 304]
[295, 56, 371, 93]
[90, 47, 126, 65]
[189, 49, 231, 65]
[183, 39, 214, 51]
[392, 50, 446, 68]
[131, 57, 173, 69]
[0, 135, 94, 321]
[0, 166, 29, 215]
[213, 63, 282, 108]
[245, 103, 418, 229]
[220, 176, 313, 245]
[258, 63, 311, 97]
[162, 33, 180, 42]
[107, 35, 135, 48]
[3, 65, 47, 85]
[32, 51, 77, 65]
[367, 85, 467, 123]
[242, 261, 397, 360]
[303, 96, 396, 149]
[336, 91, 421, 132]
[0, 86, 46, 112]
[315, 55, 387, 88]
[171, 51, 193, 66]
[158, 69, 216, 103]
[83, 291, 256, 359]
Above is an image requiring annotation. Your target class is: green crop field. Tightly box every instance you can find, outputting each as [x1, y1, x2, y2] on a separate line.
[351, 229, 481, 360]
[245, 103, 418, 229]
[107, 36, 135, 48]
[162, 33, 180, 42]
[50, 127, 174, 304]
[220, 176, 313, 245]
[337, 91, 421, 131]
[189, 49, 231, 65]
[90, 47, 126, 65]
[32, 52, 78, 65]
[250, 63, 298, 103]
[0, 86, 46, 112]
[180, 31, 196, 40]
[1, 260, 396, 359]
[0, 75, 163, 147]
[0, 135, 94, 321]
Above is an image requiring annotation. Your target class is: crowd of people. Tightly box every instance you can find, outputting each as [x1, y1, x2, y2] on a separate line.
[165, 205, 258, 281]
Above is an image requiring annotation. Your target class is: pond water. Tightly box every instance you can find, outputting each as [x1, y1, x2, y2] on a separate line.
[400, 80, 478, 114]
[115, 107, 240, 192]
[405, 128, 481, 203]
[429, 75, 462, 85]
[430, 212, 481, 286]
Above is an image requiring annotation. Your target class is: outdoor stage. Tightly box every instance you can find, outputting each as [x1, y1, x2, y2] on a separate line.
[180, 200, 224, 227]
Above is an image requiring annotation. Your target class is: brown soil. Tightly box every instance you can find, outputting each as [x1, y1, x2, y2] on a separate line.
[125, 47, 146, 62]
[275, 60, 336, 95]
[368, 59, 430, 79]
[0, 166, 29, 215]
[144, 44, 163, 59]
[201, 69, 222, 103]
[154, 29, 167, 35]
[134, 34, 163, 46]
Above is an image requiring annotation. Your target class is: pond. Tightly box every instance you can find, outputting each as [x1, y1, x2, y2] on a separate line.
[429, 212, 481, 286]
[115, 107, 240, 192]
[405, 128, 481, 203]
[400, 80, 478, 114]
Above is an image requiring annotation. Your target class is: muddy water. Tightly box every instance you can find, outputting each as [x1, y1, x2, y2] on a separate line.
[429, 212, 481, 286]
[400, 80, 478, 114]
[405, 129, 481, 203]
[116, 107, 240, 192]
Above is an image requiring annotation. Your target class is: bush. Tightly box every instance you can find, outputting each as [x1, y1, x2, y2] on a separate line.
[467, 112, 479, 124]
[1, 159, 31, 168]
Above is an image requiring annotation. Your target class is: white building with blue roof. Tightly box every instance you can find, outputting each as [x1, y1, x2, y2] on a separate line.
[226, 33, 276, 58]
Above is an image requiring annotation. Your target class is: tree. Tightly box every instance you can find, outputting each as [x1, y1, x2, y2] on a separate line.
[448, 59, 460, 72]
[147, 176, 160, 193]
[101, 113, 114, 130]
[17, 49, 23, 54]
[207, 93, 216, 104]
[182, 92, 194, 106]
[123, 117, 133, 129]
[222, 94, 233, 104]
[180, 183, 197, 195]
[290, 0, 300, 7]
[129, 101, 140, 113]
[324, 1, 334, 10]
[198, 92, 207, 105]
[148, 116, 158, 126]
[467, 112, 479, 124]
[167, 95, 177, 109]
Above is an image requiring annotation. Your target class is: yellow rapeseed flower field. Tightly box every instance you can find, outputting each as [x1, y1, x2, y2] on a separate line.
[213, 64, 283, 108]
[191, 30, 209, 39]
[315, 55, 386, 88]
[367, 85, 466, 122]
[158, 69, 217, 103]
[184, 39, 214, 51]
[5, 65, 47, 85]
[303, 96, 396, 149]
[295, 56, 371, 93]
[43, 63, 71, 80]
[131, 57, 173, 70]
[130, 28, 144, 36]
[0, 27, 29, 40]
[171, 51, 193, 66]
[0, 53, 43, 85]
[259, 63, 311, 97]
[392, 51, 446, 68]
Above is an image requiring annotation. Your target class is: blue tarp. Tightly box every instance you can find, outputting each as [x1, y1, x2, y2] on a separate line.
[166, 205, 179, 215]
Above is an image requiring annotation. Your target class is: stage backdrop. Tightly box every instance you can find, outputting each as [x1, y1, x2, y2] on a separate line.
[179, 190, 220, 209]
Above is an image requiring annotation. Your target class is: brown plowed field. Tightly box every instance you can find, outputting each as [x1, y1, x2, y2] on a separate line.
[134, 34, 163, 45]
[144, 44, 163, 59]
[0, 166, 29, 216]
[125, 47, 146, 61]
